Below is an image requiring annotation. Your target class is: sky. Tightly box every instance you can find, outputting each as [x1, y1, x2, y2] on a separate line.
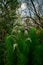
[18, 0, 43, 17]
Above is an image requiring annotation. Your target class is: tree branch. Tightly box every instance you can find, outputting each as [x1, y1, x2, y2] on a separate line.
[30, 0, 42, 24]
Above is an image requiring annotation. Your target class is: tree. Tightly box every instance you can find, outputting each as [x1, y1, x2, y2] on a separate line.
[0, 0, 19, 42]
[0, 0, 19, 65]
[18, 0, 43, 28]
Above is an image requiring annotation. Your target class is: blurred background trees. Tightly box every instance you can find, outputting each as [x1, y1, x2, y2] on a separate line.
[0, 0, 43, 42]
[18, 0, 43, 28]
[0, 0, 19, 42]
[0, 0, 19, 65]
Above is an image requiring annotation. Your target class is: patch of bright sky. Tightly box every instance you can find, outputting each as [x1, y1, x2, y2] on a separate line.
[18, 3, 34, 17]
[18, 0, 43, 17]
[21, 3, 27, 9]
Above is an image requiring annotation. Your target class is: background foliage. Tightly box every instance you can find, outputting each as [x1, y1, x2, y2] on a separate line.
[0, 0, 43, 65]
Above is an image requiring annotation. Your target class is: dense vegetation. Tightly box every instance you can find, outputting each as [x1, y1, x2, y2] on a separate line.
[5, 28, 43, 65]
[0, 0, 43, 65]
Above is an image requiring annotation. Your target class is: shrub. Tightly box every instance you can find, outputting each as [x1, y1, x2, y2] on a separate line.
[32, 45, 43, 65]
[5, 35, 14, 65]
[4, 28, 43, 65]
[0, 41, 4, 65]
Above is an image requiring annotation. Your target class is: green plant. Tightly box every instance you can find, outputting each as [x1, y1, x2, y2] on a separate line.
[17, 30, 32, 65]
[4, 28, 43, 65]
[0, 41, 4, 65]
[32, 45, 43, 65]
[5, 35, 14, 65]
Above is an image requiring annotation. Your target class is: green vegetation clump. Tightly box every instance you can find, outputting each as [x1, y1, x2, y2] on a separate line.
[5, 35, 14, 65]
[0, 42, 4, 65]
[32, 45, 43, 65]
[0, 28, 43, 65]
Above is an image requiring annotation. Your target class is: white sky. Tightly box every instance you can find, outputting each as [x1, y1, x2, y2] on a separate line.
[21, 3, 27, 10]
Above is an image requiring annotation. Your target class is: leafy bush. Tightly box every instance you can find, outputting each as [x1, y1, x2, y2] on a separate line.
[32, 45, 43, 65]
[0, 41, 4, 65]
[4, 28, 43, 65]
[17, 30, 31, 65]
[5, 35, 14, 65]
[29, 28, 43, 65]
